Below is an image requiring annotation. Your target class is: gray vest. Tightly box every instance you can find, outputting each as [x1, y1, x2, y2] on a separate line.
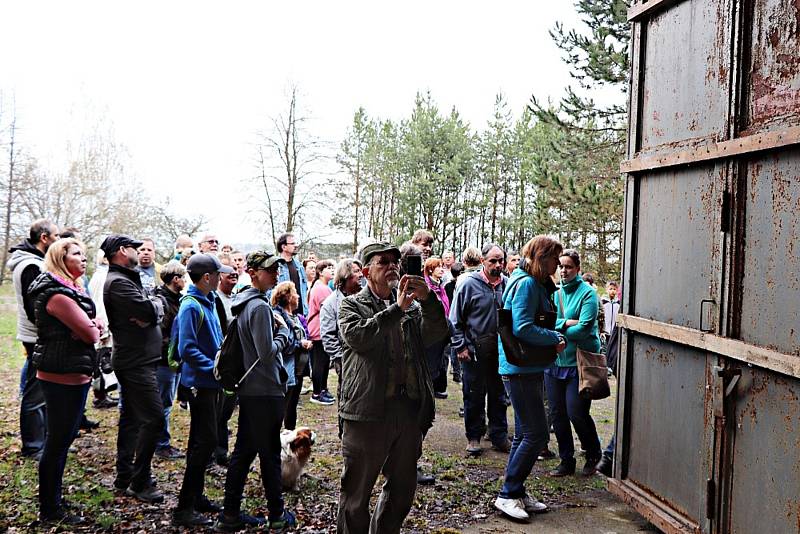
[11, 252, 44, 343]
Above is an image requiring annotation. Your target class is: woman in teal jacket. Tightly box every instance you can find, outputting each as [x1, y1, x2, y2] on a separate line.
[546, 249, 603, 477]
[493, 236, 566, 522]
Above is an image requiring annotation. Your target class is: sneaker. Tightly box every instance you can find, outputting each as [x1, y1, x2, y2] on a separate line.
[126, 484, 164, 504]
[310, 393, 334, 406]
[597, 455, 613, 477]
[112, 479, 129, 493]
[40, 509, 86, 525]
[300, 386, 312, 395]
[172, 508, 212, 527]
[494, 497, 529, 520]
[582, 456, 600, 476]
[416, 466, 435, 485]
[215, 512, 267, 532]
[522, 495, 548, 514]
[195, 495, 222, 513]
[155, 445, 183, 459]
[80, 417, 100, 430]
[320, 389, 336, 403]
[269, 510, 296, 530]
[433, 391, 448, 399]
[537, 447, 556, 460]
[93, 397, 118, 409]
[492, 438, 512, 453]
[466, 439, 482, 457]
[458, 406, 464, 418]
[549, 461, 575, 477]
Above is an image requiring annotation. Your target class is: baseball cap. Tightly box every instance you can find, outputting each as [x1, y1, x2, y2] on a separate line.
[100, 234, 144, 257]
[359, 242, 401, 266]
[186, 253, 235, 276]
[246, 250, 282, 270]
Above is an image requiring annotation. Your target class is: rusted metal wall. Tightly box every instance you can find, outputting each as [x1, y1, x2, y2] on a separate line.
[612, 1, 800, 533]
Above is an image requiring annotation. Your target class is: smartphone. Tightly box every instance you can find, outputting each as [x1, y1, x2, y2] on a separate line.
[406, 254, 423, 277]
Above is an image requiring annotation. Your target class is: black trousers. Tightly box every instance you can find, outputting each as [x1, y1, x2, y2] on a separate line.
[223, 395, 286, 521]
[115, 364, 165, 490]
[216, 390, 238, 456]
[178, 387, 219, 510]
[284, 384, 302, 431]
[310, 340, 330, 395]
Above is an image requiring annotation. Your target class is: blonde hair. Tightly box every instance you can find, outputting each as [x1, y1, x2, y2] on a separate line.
[44, 238, 86, 288]
[521, 235, 563, 283]
[271, 280, 298, 308]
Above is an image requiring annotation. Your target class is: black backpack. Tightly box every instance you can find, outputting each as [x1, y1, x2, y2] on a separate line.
[213, 294, 266, 394]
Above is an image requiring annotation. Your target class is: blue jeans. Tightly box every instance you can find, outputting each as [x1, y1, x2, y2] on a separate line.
[499, 373, 549, 499]
[544, 370, 601, 465]
[20, 344, 47, 456]
[603, 433, 616, 460]
[38, 380, 90, 517]
[155, 365, 179, 449]
[461, 354, 507, 444]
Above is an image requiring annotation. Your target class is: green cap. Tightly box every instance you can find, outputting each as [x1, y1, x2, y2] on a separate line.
[246, 250, 282, 270]
[359, 242, 401, 266]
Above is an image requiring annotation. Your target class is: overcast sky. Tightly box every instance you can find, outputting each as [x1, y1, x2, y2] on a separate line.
[1, 1, 601, 246]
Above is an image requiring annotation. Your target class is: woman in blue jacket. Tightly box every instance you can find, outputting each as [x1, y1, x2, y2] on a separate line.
[547, 249, 603, 478]
[494, 236, 566, 522]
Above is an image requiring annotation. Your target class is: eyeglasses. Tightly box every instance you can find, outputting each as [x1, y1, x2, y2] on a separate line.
[203, 239, 219, 244]
[285, 242, 297, 246]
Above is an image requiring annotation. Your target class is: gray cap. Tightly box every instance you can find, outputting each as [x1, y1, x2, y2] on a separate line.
[359, 242, 401, 266]
[186, 253, 234, 276]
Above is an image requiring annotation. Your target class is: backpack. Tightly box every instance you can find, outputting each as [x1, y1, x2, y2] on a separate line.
[213, 294, 267, 394]
[166, 296, 204, 371]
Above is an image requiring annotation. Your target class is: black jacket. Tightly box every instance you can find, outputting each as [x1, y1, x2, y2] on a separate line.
[28, 272, 97, 376]
[104, 263, 163, 370]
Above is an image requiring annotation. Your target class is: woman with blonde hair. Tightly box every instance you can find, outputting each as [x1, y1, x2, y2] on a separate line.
[494, 235, 566, 522]
[28, 238, 104, 524]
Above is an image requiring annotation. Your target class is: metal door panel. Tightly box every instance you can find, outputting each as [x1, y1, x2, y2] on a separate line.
[743, 0, 800, 134]
[726, 365, 800, 533]
[739, 147, 800, 354]
[633, 164, 722, 328]
[626, 333, 713, 524]
[639, 0, 732, 152]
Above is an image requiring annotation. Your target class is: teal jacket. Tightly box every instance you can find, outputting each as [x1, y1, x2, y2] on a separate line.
[498, 269, 561, 375]
[554, 274, 601, 367]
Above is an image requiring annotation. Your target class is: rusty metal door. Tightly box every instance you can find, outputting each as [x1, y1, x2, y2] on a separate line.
[611, 1, 800, 533]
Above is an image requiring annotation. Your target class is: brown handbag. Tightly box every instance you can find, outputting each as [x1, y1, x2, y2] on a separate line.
[576, 348, 611, 400]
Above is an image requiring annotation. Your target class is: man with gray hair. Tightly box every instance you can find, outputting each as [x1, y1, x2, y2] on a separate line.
[337, 242, 449, 533]
[450, 243, 510, 457]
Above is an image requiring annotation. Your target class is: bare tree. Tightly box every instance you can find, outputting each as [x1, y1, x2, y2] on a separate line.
[255, 84, 327, 238]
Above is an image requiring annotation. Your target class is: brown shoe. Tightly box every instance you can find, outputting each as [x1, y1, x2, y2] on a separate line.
[466, 440, 482, 456]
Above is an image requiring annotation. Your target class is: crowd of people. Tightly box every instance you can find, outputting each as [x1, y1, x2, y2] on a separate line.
[9, 220, 621, 532]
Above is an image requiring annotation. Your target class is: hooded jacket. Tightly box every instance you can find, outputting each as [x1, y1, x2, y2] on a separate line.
[231, 287, 290, 397]
[8, 240, 45, 343]
[553, 274, 601, 367]
[104, 263, 163, 370]
[177, 285, 224, 389]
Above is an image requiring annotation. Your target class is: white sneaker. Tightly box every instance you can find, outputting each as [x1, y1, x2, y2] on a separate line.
[522, 495, 548, 514]
[494, 497, 530, 520]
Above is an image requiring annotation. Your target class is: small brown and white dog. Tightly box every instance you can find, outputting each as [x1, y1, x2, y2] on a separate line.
[280, 427, 315, 490]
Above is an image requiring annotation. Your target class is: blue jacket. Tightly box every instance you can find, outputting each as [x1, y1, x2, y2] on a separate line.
[554, 274, 601, 367]
[278, 257, 309, 316]
[178, 285, 224, 389]
[498, 269, 562, 375]
[449, 271, 506, 357]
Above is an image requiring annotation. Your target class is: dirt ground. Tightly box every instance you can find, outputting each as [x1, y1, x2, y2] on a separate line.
[0, 294, 656, 532]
